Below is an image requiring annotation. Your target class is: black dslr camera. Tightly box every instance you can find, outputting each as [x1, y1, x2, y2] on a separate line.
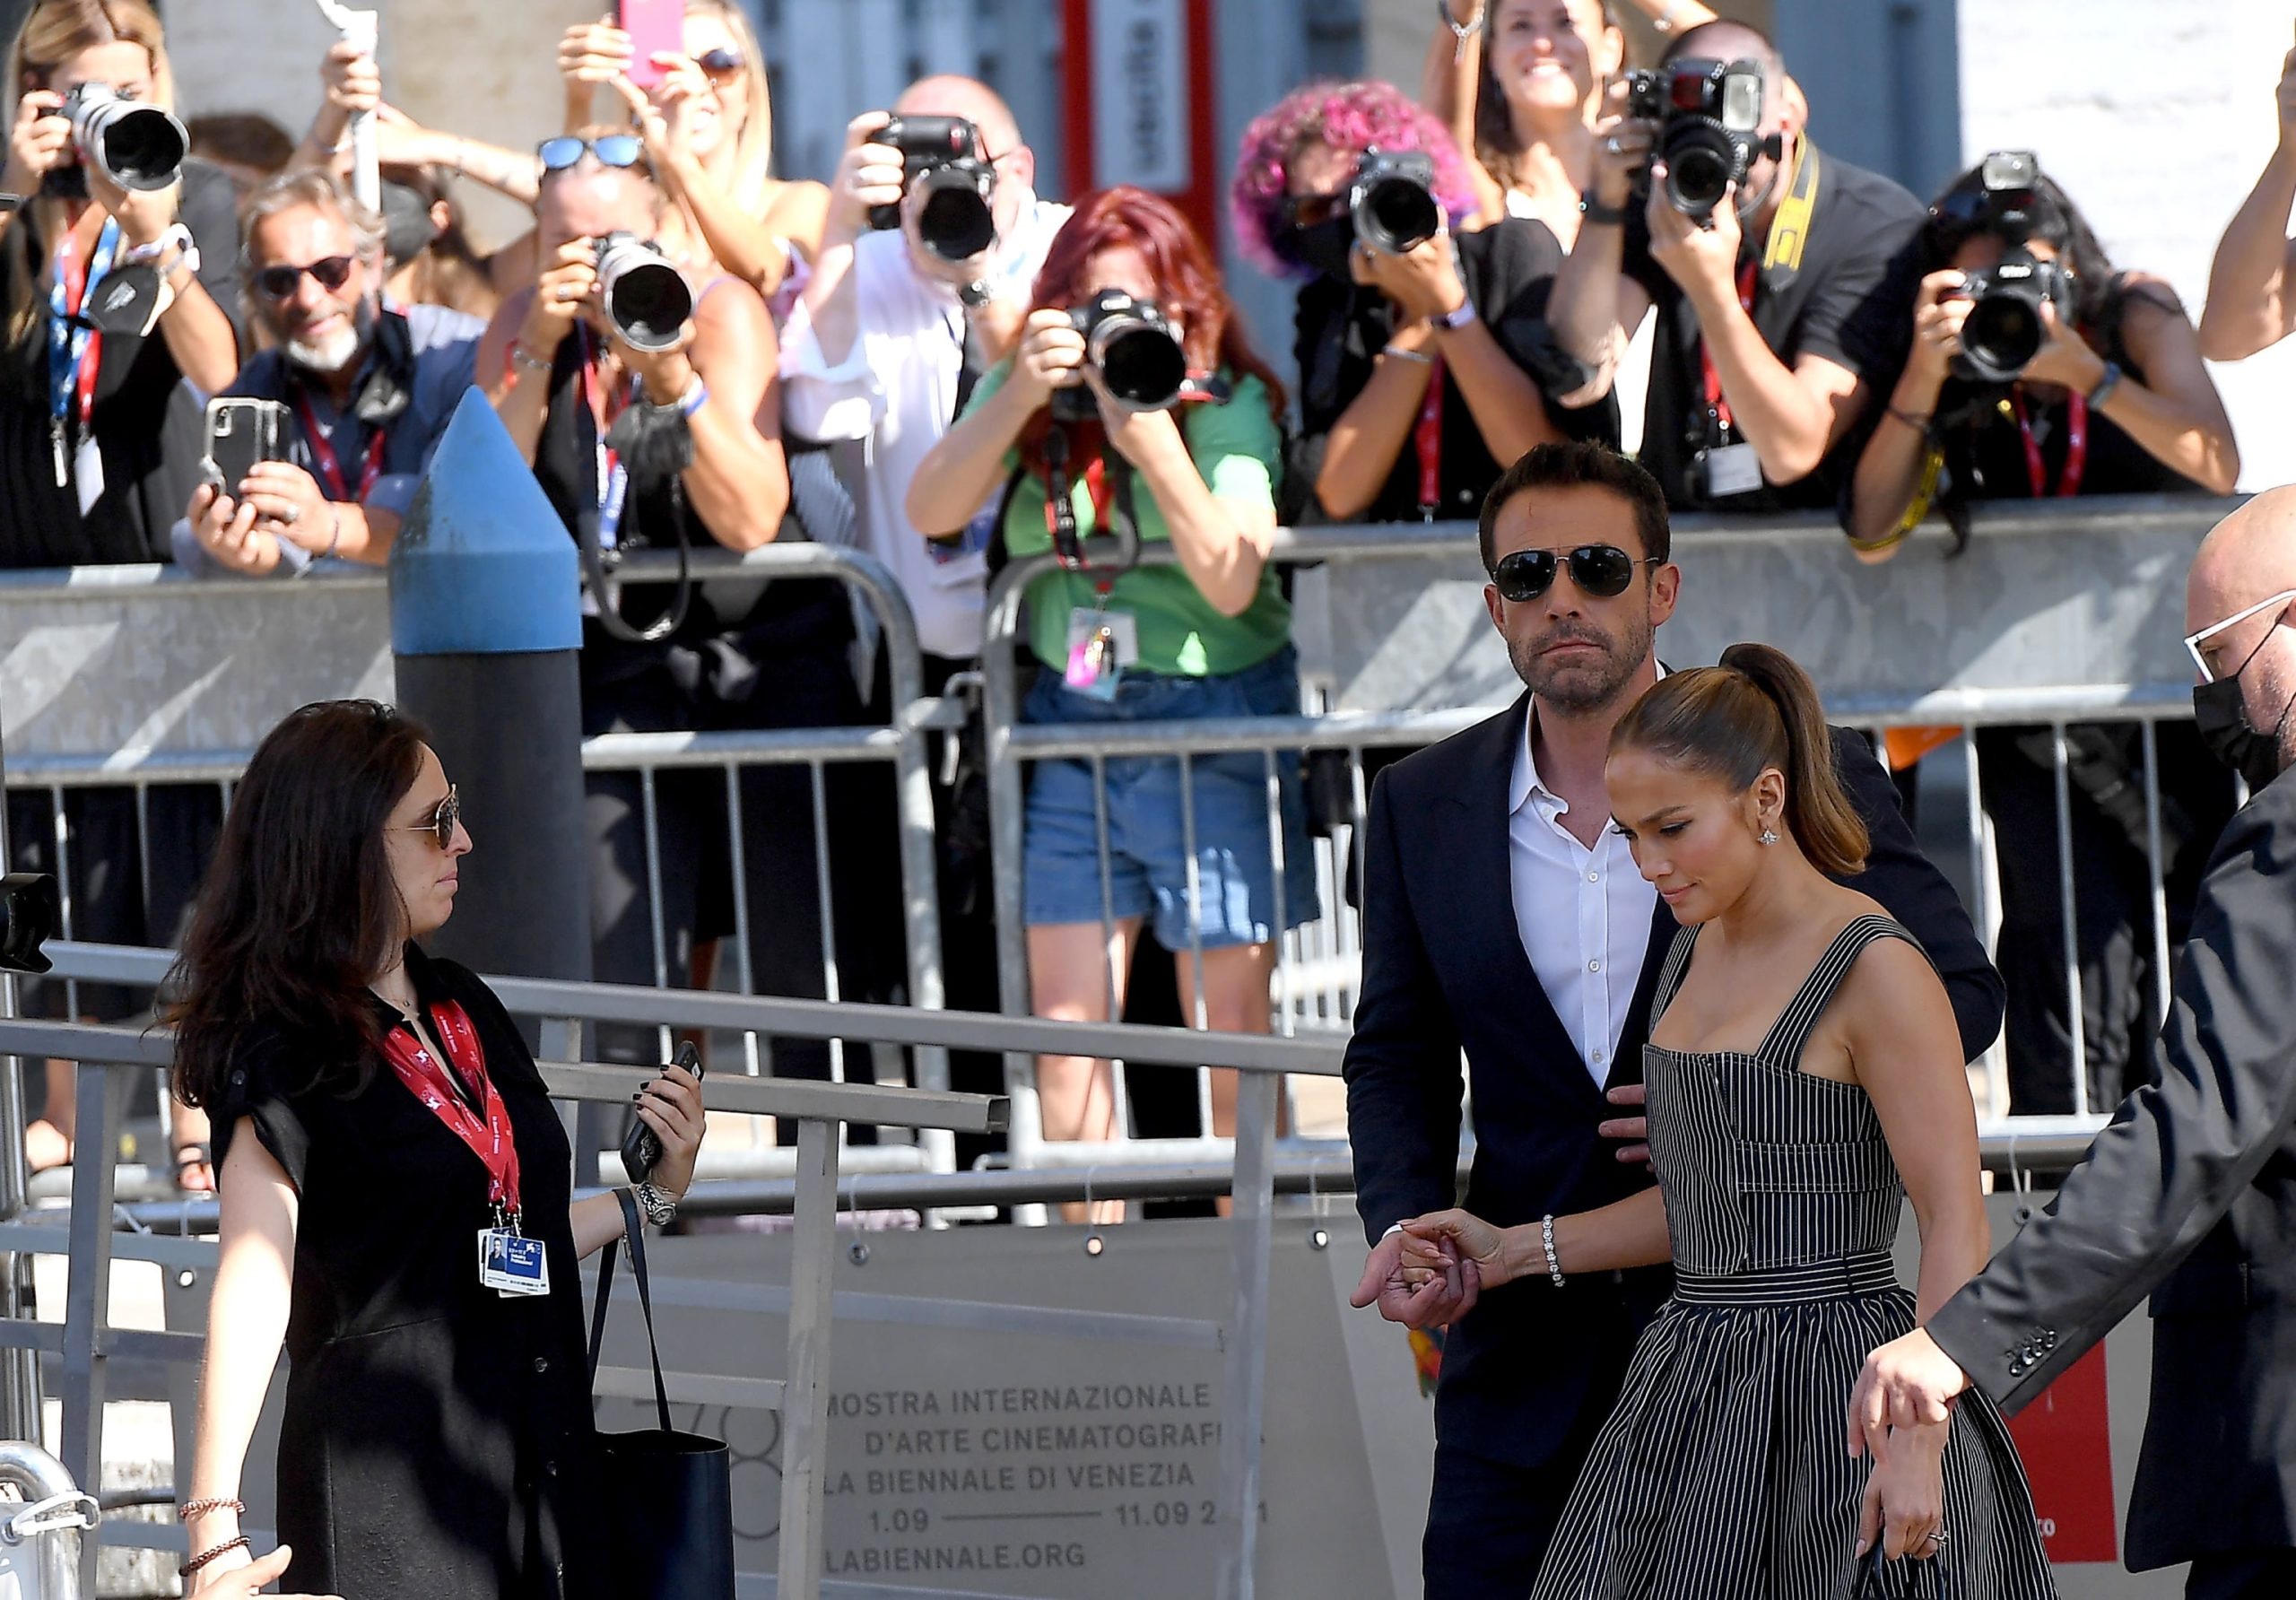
[1051, 290, 1188, 422]
[0, 874, 60, 975]
[593, 232, 692, 353]
[867, 113, 998, 263]
[1944, 151, 2074, 387]
[39, 80, 188, 201]
[1349, 147, 1441, 256]
[1623, 57, 1770, 221]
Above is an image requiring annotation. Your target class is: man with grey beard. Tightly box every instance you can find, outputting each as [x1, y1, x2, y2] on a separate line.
[175, 168, 480, 575]
[1340, 439, 2003, 1598]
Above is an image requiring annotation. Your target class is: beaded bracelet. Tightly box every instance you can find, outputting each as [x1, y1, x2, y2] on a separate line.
[180, 1535, 251, 1577]
[1540, 1213, 1566, 1289]
[178, 1497, 245, 1522]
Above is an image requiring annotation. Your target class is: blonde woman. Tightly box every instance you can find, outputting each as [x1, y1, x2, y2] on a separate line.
[559, 1, 829, 298]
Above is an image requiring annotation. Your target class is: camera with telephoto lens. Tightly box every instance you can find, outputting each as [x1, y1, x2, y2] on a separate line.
[0, 874, 60, 975]
[592, 232, 692, 353]
[39, 81, 188, 200]
[1349, 146, 1442, 256]
[865, 113, 998, 263]
[1947, 150, 2074, 387]
[1050, 289, 1189, 422]
[1622, 57, 1769, 221]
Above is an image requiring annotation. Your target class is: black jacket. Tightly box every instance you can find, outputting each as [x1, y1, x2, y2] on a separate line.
[1927, 765, 2296, 1571]
[1344, 693, 2004, 1467]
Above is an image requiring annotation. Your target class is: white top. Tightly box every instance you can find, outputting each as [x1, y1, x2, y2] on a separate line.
[777, 195, 1073, 661]
[1508, 693, 1661, 1087]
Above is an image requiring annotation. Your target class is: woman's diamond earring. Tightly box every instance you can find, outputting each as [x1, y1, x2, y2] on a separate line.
[1759, 830, 1780, 847]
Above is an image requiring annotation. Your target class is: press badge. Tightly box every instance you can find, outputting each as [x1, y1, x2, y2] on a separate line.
[479, 1228, 551, 1298]
[1694, 442, 1763, 500]
[1064, 606, 1137, 702]
[73, 433, 104, 517]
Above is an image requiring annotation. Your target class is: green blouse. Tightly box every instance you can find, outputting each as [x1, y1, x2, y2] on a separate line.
[959, 363, 1291, 677]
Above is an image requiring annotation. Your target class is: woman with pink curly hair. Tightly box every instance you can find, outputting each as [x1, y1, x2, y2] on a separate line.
[1230, 78, 1615, 527]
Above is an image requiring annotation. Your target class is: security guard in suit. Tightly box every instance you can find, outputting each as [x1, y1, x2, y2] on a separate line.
[1849, 486, 2296, 1600]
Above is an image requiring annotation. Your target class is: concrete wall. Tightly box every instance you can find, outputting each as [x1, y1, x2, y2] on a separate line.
[1958, 1, 2296, 494]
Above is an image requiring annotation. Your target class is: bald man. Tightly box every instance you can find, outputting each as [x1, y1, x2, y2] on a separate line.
[779, 74, 1071, 668]
[1849, 490, 2296, 1599]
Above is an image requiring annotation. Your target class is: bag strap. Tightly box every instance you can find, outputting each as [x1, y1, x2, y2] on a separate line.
[587, 1188, 674, 1430]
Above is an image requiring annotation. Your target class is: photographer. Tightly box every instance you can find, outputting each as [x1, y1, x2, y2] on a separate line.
[1846, 156, 2238, 1117]
[0, 0, 239, 565]
[1232, 79, 1613, 527]
[174, 170, 482, 577]
[2198, 22, 2296, 364]
[475, 132, 865, 1086]
[1548, 19, 1922, 510]
[779, 75, 1069, 673]
[905, 187, 1315, 1194]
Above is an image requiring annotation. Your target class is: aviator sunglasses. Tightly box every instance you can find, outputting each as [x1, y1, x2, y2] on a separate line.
[538, 134, 648, 175]
[1489, 544, 1658, 603]
[392, 786, 461, 850]
[254, 255, 355, 302]
[695, 46, 744, 81]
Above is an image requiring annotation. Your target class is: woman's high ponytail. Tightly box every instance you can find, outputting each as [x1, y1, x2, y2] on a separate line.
[1717, 643, 1868, 878]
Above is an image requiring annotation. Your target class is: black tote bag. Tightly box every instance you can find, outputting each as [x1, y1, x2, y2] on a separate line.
[587, 1188, 736, 1600]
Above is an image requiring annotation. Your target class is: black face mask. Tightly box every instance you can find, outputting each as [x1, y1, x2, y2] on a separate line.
[1283, 215, 1355, 283]
[2193, 672, 2293, 794]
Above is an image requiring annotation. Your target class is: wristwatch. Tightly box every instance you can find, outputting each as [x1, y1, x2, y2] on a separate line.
[1578, 189, 1630, 226]
[1429, 297, 1476, 334]
[633, 1181, 678, 1227]
[0, 193, 22, 216]
[2084, 360, 2123, 410]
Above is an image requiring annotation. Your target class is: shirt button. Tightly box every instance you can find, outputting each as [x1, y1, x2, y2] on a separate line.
[533, 1355, 550, 1375]
[1587, 960, 1601, 973]
[1594, 1050, 1606, 1063]
[1587, 872, 1600, 883]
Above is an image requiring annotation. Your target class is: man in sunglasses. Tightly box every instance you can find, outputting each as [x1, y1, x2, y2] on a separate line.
[1852, 488, 2296, 1600]
[174, 168, 482, 575]
[1343, 439, 2001, 1599]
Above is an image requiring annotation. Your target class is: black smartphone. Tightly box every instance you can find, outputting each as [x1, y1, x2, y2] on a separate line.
[622, 1041, 702, 1183]
[202, 396, 288, 496]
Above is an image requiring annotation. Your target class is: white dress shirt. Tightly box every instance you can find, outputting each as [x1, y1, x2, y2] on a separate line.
[777, 196, 1072, 661]
[1509, 697, 1660, 1087]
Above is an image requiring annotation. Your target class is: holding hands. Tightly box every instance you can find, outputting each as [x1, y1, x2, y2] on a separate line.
[1350, 1225, 1482, 1330]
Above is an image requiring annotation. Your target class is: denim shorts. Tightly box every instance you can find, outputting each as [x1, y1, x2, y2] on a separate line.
[1022, 646, 1321, 950]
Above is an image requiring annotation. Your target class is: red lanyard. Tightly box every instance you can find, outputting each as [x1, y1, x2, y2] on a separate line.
[1043, 429, 1117, 571]
[296, 393, 387, 501]
[54, 231, 102, 433]
[380, 1000, 523, 1217]
[1698, 261, 1761, 434]
[2008, 390, 2087, 499]
[1413, 360, 1446, 520]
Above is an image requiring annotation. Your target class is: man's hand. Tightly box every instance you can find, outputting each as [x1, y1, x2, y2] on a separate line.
[1646, 170, 1745, 308]
[1848, 1327, 1970, 1458]
[1349, 1227, 1480, 1330]
[1351, 230, 1469, 327]
[901, 166, 993, 289]
[188, 483, 282, 576]
[237, 462, 333, 553]
[1587, 91, 1656, 213]
[1399, 1208, 1514, 1289]
[1598, 1082, 1650, 1167]
[521, 239, 598, 356]
[826, 113, 904, 247]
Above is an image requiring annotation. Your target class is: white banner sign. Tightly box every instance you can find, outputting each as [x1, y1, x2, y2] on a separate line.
[1090, 0, 1192, 193]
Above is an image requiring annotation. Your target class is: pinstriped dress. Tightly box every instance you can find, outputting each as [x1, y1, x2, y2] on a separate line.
[1528, 916, 2057, 1600]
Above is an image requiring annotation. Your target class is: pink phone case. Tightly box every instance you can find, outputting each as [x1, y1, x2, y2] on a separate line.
[618, 0, 684, 89]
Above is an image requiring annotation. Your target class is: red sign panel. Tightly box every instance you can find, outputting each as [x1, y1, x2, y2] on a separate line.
[2003, 1343, 2119, 1565]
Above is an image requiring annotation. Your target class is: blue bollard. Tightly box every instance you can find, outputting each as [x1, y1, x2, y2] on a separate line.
[389, 389, 593, 988]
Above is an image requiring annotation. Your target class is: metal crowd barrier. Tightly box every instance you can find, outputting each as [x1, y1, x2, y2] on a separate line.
[0, 543, 963, 1180]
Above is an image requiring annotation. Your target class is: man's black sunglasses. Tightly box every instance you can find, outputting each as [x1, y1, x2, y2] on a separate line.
[253, 255, 355, 302]
[1489, 544, 1657, 602]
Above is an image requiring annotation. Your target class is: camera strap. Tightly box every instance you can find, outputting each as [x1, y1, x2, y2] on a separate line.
[1042, 423, 1116, 570]
[2005, 389, 2087, 499]
[1697, 260, 1761, 436]
[572, 334, 692, 645]
[46, 216, 119, 486]
[1413, 360, 1446, 521]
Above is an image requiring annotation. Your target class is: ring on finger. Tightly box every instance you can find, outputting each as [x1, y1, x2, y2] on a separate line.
[1605, 135, 1622, 155]
[280, 503, 300, 526]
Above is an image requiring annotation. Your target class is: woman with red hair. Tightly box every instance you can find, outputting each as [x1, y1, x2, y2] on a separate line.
[908, 187, 1313, 1208]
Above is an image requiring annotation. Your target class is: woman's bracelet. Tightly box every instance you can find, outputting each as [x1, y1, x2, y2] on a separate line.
[180, 1535, 252, 1578]
[1884, 404, 1932, 434]
[1380, 343, 1434, 366]
[1540, 1214, 1566, 1289]
[178, 1497, 245, 1522]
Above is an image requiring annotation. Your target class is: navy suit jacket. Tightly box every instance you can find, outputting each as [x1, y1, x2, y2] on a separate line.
[1344, 692, 2005, 1469]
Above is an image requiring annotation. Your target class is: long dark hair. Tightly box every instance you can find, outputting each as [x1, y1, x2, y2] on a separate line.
[1610, 642, 1869, 878]
[169, 700, 431, 1108]
[1920, 165, 2174, 337]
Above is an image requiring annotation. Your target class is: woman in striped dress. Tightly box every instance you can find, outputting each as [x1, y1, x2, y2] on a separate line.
[1401, 643, 2055, 1598]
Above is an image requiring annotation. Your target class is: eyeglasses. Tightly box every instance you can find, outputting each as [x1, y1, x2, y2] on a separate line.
[391, 786, 460, 850]
[1490, 544, 1657, 603]
[253, 255, 356, 302]
[2185, 589, 2296, 682]
[538, 135, 648, 176]
[696, 47, 744, 82]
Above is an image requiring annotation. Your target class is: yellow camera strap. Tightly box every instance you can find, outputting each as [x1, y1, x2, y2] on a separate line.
[1762, 136, 1821, 277]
